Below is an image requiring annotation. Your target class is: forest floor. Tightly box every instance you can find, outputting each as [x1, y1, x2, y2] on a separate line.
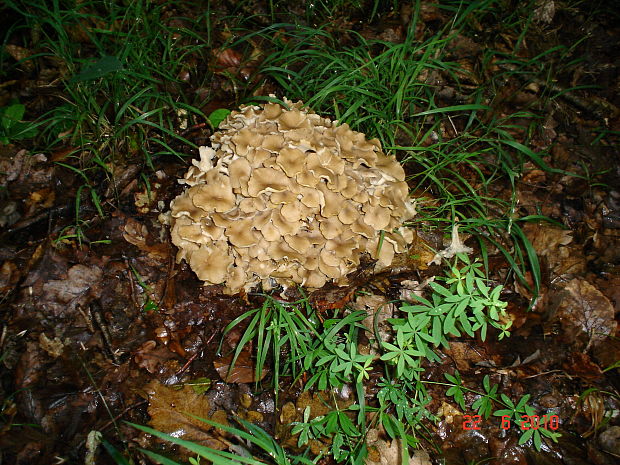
[0, 1, 619, 464]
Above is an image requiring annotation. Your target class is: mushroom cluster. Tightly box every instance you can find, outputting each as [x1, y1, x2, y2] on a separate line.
[167, 98, 416, 294]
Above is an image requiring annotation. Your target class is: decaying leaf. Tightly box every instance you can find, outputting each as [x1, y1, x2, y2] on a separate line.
[38, 332, 66, 358]
[41, 264, 103, 316]
[134, 340, 177, 374]
[547, 278, 616, 352]
[122, 217, 168, 260]
[146, 380, 229, 448]
[524, 223, 573, 255]
[0, 261, 20, 295]
[522, 223, 585, 278]
[26, 188, 55, 212]
[213, 347, 268, 383]
[562, 351, 604, 381]
[443, 341, 489, 372]
[365, 428, 432, 465]
[0, 149, 26, 184]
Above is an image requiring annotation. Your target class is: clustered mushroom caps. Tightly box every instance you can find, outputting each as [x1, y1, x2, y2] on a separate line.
[167, 98, 416, 294]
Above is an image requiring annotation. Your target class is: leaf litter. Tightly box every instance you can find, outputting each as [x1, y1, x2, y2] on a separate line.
[0, 1, 619, 465]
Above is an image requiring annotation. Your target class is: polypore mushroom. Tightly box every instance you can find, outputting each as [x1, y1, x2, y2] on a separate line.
[166, 97, 416, 294]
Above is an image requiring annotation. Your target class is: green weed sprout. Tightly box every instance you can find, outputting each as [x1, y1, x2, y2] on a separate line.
[0, 102, 40, 144]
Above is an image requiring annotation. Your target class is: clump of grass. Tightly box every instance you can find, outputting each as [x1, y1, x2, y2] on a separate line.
[130, 417, 316, 465]
[248, 23, 459, 148]
[6, 0, 211, 159]
[220, 294, 319, 393]
[2, 0, 215, 241]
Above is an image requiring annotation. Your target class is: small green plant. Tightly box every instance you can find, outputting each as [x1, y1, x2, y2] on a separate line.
[0, 102, 39, 144]
[444, 372, 562, 452]
[208, 108, 232, 128]
[302, 310, 375, 390]
[495, 394, 562, 450]
[221, 252, 512, 463]
[292, 402, 361, 463]
[100, 437, 132, 465]
[223, 297, 376, 395]
[471, 375, 499, 419]
[374, 378, 436, 448]
[380, 253, 511, 382]
[130, 265, 159, 313]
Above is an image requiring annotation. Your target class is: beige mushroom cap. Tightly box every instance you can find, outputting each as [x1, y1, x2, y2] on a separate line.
[298, 186, 323, 210]
[227, 218, 258, 248]
[272, 209, 301, 236]
[351, 218, 375, 238]
[239, 196, 267, 214]
[318, 255, 342, 279]
[248, 238, 272, 261]
[263, 103, 282, 119]
[232, 128, 264, 156]
[281, 201, 305, 223]
[319, 216, 345, 240]
[276, 147, 305, 177]
[270, 191, 297, 205]
[189, 241, 234, 284]
[375, 154, 406, 182]
[225, 265, 248, 295]
[170, 192, 207, 220]
[170, 216, 201, 260]
[362, 204, 392, 231]
[325, 236, 357, 259]
[284, 234, 312, 254]
[337, 200, 360, 225]
[166, 97, 415, 294]
[279, 109, 308, 129]
[319, 184, 345, 217]
[299, 268, 327, 288]
[200, 218, 225, 241]
[257, 218, 282, 242]
[247, 167, 291, 197]
[229, 157, 252, 191]
[191, 174, 236, 213]
[268, 241, 305, 263]
[296, 170, 321, 188]
[211, 209, 245, 228]
[248, 258, 277, 279]
[262, 134, 285, 152]
[368, 236, 396, 267]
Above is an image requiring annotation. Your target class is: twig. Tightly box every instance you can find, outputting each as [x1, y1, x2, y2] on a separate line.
[174, 330, 219, 378]
[101, 400, 148, 432]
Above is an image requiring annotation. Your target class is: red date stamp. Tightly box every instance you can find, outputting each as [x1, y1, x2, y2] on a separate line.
[462, 414, 560, 431]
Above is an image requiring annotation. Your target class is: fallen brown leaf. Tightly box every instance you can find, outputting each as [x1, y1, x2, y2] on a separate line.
[547, 278, 616, 351]
[122, 218, 168, 260]
[562, 351, 604, 381]
[134, 340, 177, 374]
[146, 380, 229, 448]
[213, 347, 267, 383]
